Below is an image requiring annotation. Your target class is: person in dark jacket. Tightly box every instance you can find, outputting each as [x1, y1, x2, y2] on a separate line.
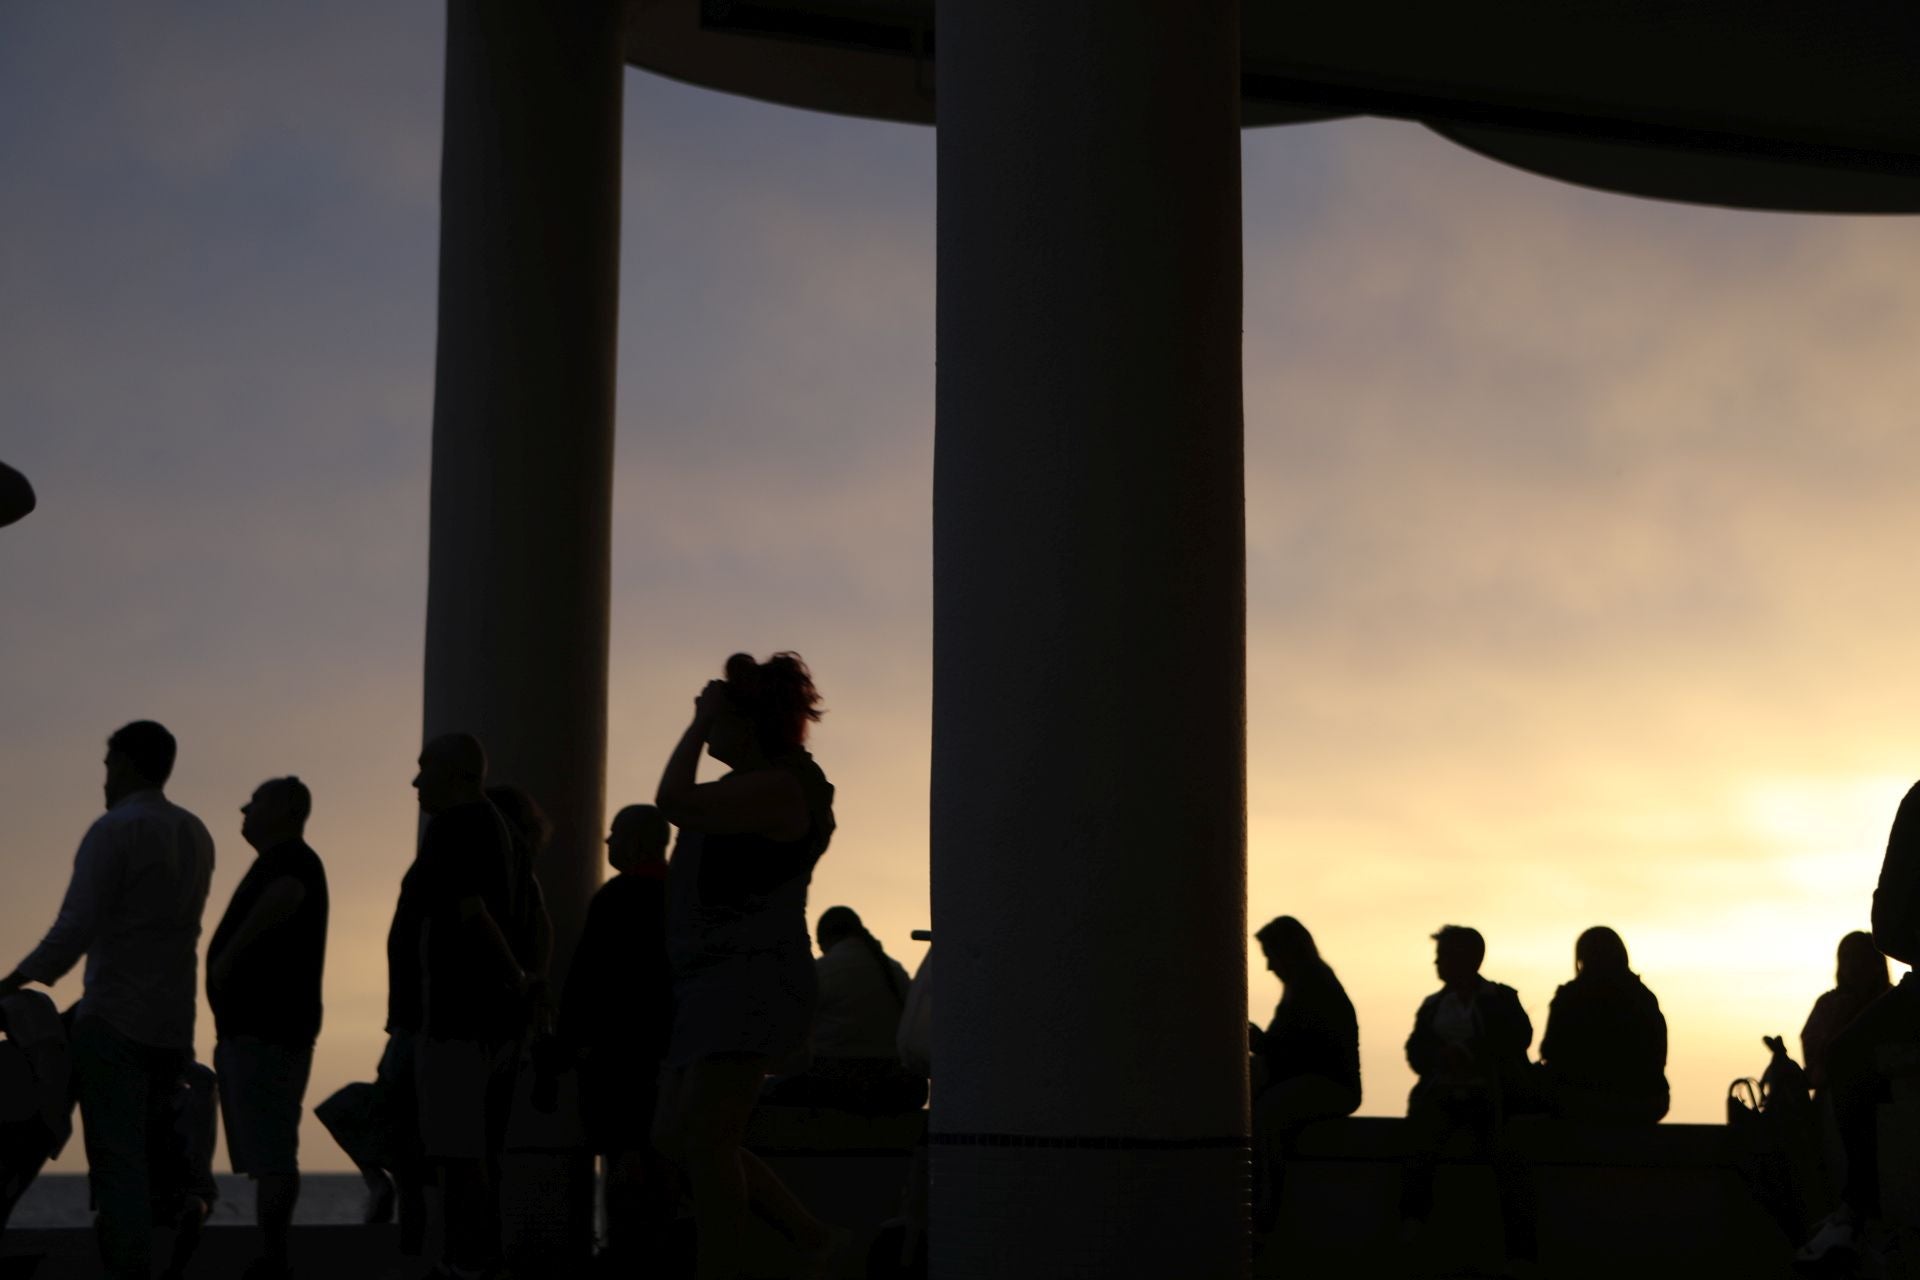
[1798, 785, 1920, 1272]
[559, 804, 675, 1264]
[1537, 926, 1668, 1124]
[1400, 924, 1537, 1271]
[1801, 931, 1891, 1094]
[1248, 916, 1360, 1233]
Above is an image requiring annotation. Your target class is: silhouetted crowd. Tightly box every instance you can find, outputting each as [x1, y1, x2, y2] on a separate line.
[0, 652, 921, 1280]
[1250, 779, 1920, 1279]
[8, 656, 1920, 1279]
[1247, 917, 1668, 1272]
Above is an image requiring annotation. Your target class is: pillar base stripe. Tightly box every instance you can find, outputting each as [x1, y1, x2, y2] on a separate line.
[928, 1131, 1249, 1151]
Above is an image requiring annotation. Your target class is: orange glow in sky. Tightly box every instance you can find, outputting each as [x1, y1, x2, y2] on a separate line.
[7, 7, 1920, 1172]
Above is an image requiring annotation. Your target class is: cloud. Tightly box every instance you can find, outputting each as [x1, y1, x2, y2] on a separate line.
[8, 15, 1920, 1166]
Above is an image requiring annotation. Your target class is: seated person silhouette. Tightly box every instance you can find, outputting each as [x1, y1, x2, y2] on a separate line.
[1248, 916, 1360, 1233]
[1802, 931, 1891, 1095]
[1536, 926, 1668, 1124]
[1399, 924, 1537, 1271]
[761, 906, 927, 1115]
[1799, 784, 1920, 1274]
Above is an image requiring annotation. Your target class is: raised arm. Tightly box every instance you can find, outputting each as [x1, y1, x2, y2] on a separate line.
[656, 681, 808, 837]
[655, 682, 721, 819]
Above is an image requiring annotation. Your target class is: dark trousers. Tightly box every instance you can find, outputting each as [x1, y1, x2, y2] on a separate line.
[1399, 1080, 1538, 1263]
[70, 1016, 190, 1280]
[1830, 973, 1920, 1219]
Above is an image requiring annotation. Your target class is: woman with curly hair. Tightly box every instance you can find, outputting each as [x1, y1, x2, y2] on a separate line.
[652, 652, 840, 1278]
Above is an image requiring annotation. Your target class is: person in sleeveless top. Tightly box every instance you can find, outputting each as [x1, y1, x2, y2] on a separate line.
[652, 652, 842, 1280]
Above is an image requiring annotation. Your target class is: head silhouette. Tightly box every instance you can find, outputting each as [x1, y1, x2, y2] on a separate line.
[1432, 924, 1485, 988]
[413, 732, 487, 816]
[817, 905, 864, 953]
[105, 720, 176, 808]
[606, 804, 669, 874]
[1255, 916, 1320, 985]
[487, 784, 552, 854]
[1837, 930, 1890, 994]
[706, 652, 823, 769]
[1573, 925, 1632, 980]
[0, 460, 35, 529]
[241, 777, 311, 853]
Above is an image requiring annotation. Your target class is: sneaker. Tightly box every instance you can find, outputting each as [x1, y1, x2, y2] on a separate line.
[1796, 1206, 1861, 1275]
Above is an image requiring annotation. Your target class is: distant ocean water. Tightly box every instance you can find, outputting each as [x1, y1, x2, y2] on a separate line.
[9, 1173, 370, 1228]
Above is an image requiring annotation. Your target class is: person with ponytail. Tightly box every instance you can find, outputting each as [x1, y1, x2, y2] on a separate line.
[652, 652, 842, 1278]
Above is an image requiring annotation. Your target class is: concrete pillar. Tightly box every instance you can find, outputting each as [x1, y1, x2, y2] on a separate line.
[930, 5, 1249, 1279]
[425, 0, 623, 989]
[424, 1, 623, 1263]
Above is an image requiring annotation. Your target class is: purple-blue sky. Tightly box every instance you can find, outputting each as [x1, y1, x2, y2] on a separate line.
[5, 5, 1920, 1171]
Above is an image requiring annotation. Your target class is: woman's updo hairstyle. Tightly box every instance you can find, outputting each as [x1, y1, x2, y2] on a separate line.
[723, 651, 824, 755]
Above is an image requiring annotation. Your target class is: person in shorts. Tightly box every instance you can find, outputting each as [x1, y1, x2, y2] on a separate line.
[207, 776, 329, 1280]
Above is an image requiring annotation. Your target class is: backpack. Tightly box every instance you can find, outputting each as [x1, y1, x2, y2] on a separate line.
[1727, 1035, 1824, 1242]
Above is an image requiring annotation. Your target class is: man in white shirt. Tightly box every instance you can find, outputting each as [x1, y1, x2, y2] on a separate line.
[811, 906, 911, 1061]
[762, 906, 925, 1114]
[0, 721, 215, 1280]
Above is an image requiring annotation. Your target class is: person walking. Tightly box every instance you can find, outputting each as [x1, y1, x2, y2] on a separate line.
[0, 721, 214, 1280]
[207, 776, 330, 1279]
[652, 653, 842, 1280]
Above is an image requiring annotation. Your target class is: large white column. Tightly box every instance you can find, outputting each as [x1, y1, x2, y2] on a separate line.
[424, 1, 624, 1263]
[425, 0, 624, 988]
[930, 5, 1250, 1278]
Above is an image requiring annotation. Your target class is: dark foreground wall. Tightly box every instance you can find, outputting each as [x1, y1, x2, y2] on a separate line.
[1, 1116, 1794, 1279]
[1273, 1116, 1793, 1280]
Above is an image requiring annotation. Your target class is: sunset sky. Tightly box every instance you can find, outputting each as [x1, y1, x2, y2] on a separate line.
[5, 5, 1919, 1173]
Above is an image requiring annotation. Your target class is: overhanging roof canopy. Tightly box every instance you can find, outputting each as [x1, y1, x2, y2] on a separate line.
[628, 0, 1920, 213]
